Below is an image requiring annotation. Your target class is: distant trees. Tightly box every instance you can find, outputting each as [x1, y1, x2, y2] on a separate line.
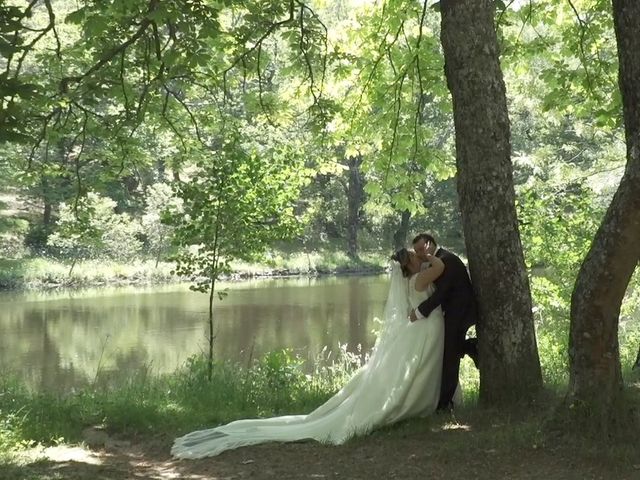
[141, 182, 180, 268]
[47, 192, 142, 273]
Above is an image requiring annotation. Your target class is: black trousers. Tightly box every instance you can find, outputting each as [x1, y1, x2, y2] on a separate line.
[437, 321, 477, 409]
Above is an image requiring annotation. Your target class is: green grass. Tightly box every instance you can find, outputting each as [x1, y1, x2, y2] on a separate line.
[0, 347, 363, 455]
[0, 343, 634, 451]
[0, 345, 638, 478]
[232, 248, 387, 275]
[0, 258, 179, 290]
[0, 217, 29, 235]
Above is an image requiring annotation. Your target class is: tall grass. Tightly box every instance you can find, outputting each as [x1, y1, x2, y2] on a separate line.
[0, 258, 179, 290]
[0, 248, 388, 291]
[0, 347, 364, 454]
[233, 249, 386, 276]
[1, 333, 638, 462]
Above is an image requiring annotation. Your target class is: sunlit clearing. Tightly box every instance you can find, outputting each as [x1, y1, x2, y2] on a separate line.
[162, 402, 186, 414]
[142, 463, 211, 480]
[41, 445, 104, 465]
[440, 422, 471, 432]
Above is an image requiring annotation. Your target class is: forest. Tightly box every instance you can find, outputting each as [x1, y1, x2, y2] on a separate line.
[0, 0, 639, 478]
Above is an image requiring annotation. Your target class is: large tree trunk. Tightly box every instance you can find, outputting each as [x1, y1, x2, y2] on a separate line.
[439, 0, 542, 404]
[346, 154, 364, 259]
[563, 0, 640, 431]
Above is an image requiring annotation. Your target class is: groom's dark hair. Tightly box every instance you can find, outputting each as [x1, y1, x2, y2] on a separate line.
[412, 233, 437, 246]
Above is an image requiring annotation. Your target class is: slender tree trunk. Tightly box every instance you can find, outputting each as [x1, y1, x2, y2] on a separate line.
[439, 0, 542, 404]
[208, 274, 216, 382]
[155, 233, 164, 268]
[393, 209, 411, 250]
[155, 248, 162, 268]
[43, 198, 52, 228]
[156, 157, 166, 180]
[41, 176, 52, 229]
[68, 256, 77, 276]
[346, 154, 364, 259]
[562, 0, 640, 432]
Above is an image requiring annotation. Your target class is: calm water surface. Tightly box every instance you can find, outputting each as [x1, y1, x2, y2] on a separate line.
[0, 275, 389, 391]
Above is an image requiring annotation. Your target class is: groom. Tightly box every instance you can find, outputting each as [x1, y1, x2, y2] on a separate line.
[409, 233, 478, 411]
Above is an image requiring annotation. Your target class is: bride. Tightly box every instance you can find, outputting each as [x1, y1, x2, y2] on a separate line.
[172, 248, 448, 459]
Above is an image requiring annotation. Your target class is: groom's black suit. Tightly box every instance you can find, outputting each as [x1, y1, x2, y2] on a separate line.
[417, 247, 477, 410]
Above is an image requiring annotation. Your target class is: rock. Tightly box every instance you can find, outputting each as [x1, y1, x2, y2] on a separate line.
[81, 426, 130, 450]
[81, 426, 110, 449]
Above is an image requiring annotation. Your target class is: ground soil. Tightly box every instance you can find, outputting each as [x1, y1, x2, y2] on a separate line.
[4, 412, 639, 480]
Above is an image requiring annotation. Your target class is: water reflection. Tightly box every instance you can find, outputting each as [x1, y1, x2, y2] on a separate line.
[0, 275, 389, 391]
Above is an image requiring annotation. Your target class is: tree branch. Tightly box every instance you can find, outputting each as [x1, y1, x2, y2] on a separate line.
[385, 71, 406, 186]
[72, 112, 89, 216]
[59, 0, 160, 94]
[412, 0, 429, 162]
[566, 0, 596, 98]
[223, 0, 296, 101]
[163, 83, 204, 145]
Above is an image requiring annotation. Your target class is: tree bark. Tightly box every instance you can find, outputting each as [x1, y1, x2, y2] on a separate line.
[393, 209, 411, 250]
[563, 0, 640, 430]
[43, 197, 52, 228]
[439, 0, 542, 404]
[346, 154, 364, 259]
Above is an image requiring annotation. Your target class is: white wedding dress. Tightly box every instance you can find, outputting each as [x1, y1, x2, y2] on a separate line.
[171, 265, 445, 459]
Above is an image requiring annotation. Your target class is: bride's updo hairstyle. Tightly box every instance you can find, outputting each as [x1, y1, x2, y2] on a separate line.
[391, 248, 412, 278]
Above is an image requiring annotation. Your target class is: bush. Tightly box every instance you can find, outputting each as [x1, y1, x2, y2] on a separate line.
[47, 192, 143, 264]
[23, 223, 50, 256]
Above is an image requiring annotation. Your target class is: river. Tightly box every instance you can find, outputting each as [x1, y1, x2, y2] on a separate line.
[0, 274, 390, 391]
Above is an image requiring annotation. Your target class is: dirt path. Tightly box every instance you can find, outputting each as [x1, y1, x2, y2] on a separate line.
[4, 419, 639, 480]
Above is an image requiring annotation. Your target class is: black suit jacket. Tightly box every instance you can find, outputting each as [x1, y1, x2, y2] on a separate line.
[417, 248, 477, 331]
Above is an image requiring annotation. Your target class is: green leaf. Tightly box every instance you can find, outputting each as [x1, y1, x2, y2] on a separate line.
[85, 14, 109, 36]
[65, 7, 87, 24]
[147, 6, 169, 22]
[0, 40, 21, 57]
[0, 129, 33, 144]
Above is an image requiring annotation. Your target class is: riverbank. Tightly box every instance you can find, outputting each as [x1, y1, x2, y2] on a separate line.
[0, 250, 387, 291]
